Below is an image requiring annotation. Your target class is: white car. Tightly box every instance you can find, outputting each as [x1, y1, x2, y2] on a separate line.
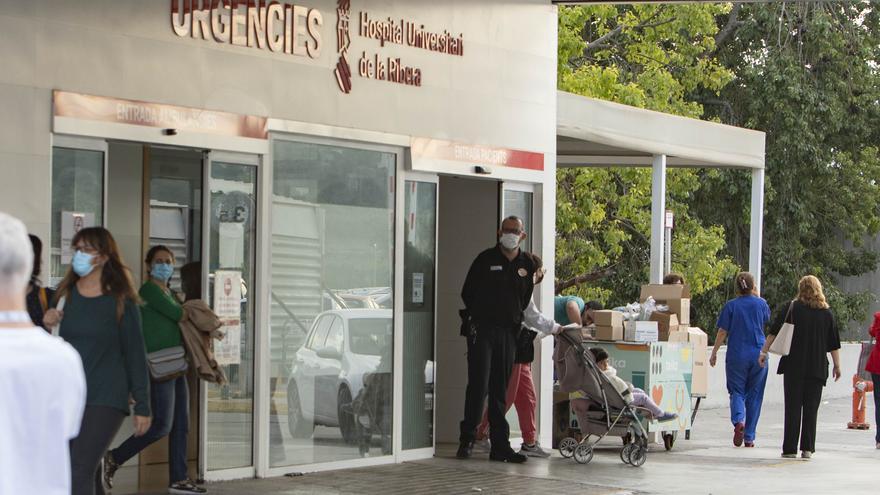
[286, 309, 393, 443]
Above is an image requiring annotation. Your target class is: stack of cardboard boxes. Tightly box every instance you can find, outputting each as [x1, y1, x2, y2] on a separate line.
[593, 310, 624, 341]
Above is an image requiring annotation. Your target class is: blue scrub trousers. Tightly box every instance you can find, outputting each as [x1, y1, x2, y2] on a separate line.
[726, 358, 768, 442]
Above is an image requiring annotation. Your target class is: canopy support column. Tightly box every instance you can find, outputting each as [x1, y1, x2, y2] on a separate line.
[650, 154, 666, 284]
[749, 167, 765, 291]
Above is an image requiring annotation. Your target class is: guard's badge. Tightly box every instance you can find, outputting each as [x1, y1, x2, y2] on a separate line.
[517, 268, 528, 277]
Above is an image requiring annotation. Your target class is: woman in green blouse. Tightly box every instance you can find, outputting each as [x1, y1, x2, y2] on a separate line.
[103, 245, 205, 494]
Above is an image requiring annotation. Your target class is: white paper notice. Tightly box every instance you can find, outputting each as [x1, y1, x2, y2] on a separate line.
[61, 211, 95, 264]
[412, 272, 424, 304]
[213, 270, 242, 365]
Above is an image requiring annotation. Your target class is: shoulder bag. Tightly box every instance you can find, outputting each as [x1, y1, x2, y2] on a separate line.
[769, 301, 795, 356]
[147, 346, 188, 382]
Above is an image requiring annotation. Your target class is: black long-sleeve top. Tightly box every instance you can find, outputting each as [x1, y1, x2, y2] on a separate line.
[461, 245, 535, 330]
[769, 300, 841, 384]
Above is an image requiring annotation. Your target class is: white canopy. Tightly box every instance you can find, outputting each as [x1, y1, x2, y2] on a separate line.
[555, 90, 767, 288]
[557, 91, 765, 169]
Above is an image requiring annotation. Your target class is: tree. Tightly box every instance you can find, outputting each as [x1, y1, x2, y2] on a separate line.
[696, 2, 880, 337]
[556, 4, 740, 332]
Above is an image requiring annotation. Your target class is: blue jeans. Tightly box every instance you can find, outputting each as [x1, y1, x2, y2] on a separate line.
[726, 358, 768, 442]
[111, 376, 189, 483]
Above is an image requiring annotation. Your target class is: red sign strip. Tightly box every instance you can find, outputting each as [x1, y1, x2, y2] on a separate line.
[411, 137, 544, 171]
[53, 91, 268, 140]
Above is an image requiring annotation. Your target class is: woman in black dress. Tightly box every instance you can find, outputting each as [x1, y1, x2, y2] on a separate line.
[758, 275, 841, 459]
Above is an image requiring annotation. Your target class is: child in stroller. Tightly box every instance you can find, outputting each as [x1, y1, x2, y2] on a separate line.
[554, 328, 655, 466]
[576, 347, 678, 423]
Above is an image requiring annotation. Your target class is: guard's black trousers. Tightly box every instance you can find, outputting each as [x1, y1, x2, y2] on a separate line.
[459, 325, 517, 452]
[782, 373, 824, 455]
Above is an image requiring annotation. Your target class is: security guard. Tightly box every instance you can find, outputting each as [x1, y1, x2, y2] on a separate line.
[457, 215, 535, 463]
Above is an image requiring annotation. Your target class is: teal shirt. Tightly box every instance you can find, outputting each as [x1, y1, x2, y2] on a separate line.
[139, 282, 184, 353]
[554, 295, 585, 325]
[59, 286, 151, 417]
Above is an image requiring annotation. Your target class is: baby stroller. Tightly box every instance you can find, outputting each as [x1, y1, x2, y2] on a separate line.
[554, 327, 651, 466]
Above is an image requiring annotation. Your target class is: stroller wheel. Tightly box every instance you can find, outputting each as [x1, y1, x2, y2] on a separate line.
[620, 443, 635, 464]
[573, 444, 594, 465]
[559, 437, 578, 458]
[628, 445, 647, 467]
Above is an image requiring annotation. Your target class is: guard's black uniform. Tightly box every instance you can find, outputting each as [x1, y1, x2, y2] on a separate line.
[459, 244, 535, 452]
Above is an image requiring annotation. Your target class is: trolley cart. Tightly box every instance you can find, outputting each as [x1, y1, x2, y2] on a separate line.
[586, 341, 695, 450]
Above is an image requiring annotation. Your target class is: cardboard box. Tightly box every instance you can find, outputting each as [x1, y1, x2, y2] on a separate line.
[595, 325, 624, 341]
[687, 327, 708, 396]
[667, 329, 688, 343]
[640, 284, 691, 325]
[691, 345, 708, 396]
[650, 311, 680, 341]
[593, 310, 624, 327]
[624, 321, 658, 343]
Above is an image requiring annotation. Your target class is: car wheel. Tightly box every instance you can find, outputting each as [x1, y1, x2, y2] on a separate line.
[338, 386, 358, 445]
[287, 380, 313, 438]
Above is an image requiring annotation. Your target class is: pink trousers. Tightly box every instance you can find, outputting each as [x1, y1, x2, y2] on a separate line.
[476, 362, 537, 444]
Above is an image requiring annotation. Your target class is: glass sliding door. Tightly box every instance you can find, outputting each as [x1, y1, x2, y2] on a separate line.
[269, 139, 396, 467]
[402, 180, 437, 450]
[502, 187, 534, 252]
[50, 137, 107, 286]
[203, 152, 259, 473]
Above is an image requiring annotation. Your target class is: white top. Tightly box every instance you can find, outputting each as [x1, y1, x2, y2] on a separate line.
[522, 299, 559, 336]
[0, 327, 86, 495]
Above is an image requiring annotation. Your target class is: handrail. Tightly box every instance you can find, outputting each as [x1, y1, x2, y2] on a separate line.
[270, 291, 310, 334]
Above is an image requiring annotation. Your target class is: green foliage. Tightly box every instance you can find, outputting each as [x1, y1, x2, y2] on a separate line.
[555, 4, 739, 322]
[696, 2, 880, 339]
[557, 3, 880, 340]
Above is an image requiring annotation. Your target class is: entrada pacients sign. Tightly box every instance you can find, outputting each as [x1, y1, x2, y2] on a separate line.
[169, 1, 463, 94]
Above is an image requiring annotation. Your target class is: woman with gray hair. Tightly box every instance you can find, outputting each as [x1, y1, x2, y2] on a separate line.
[0, 212, 86, 495]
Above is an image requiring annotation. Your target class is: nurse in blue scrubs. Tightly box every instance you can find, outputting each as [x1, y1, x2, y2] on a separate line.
[709, 272, 771, 448]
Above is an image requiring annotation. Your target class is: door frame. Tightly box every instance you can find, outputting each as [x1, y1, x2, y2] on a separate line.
[396, 171, 440, 462]
[200, 150, 263, 482]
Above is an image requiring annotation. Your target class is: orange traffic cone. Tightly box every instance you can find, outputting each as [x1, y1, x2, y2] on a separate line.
[847, 374, 874, 430]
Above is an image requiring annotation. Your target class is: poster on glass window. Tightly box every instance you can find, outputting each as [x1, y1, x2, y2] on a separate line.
[213, 270, 242, 365]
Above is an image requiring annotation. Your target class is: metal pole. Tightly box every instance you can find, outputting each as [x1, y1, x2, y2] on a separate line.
[748, 168, 765, 291]
[650, 155, 667, 284]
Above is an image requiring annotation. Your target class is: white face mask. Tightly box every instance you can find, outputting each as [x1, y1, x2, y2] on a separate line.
[499, 233, 521, 250]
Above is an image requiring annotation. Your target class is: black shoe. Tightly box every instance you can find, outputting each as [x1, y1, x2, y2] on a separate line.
[102, 450, 118, 490]
[456, 441, 474, 459]
[489, 449, 528, 463]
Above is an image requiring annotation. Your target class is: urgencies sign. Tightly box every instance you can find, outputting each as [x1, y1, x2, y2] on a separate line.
[170, 0, 323, 59]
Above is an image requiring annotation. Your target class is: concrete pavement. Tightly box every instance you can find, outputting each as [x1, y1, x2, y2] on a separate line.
[135, 396, 878, 495]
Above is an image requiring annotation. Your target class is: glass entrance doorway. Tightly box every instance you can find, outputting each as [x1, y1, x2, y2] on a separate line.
[202, 152, 259, 475]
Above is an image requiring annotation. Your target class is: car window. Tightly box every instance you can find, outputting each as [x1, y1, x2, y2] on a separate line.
[306, 316, 333, 350]
[324, 317, 344, 353]
[348, 318, 393, 356]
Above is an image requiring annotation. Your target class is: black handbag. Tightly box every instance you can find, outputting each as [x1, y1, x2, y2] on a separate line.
[515, 327, 538, 363]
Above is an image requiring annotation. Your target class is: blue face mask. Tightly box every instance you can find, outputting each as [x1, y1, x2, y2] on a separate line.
[151, 263, 174, 282]
[72, 250, 95, 277]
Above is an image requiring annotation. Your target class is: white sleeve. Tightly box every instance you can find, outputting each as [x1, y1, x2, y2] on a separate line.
[523, 299, 558, 336]
[64, 344, 87, 439]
